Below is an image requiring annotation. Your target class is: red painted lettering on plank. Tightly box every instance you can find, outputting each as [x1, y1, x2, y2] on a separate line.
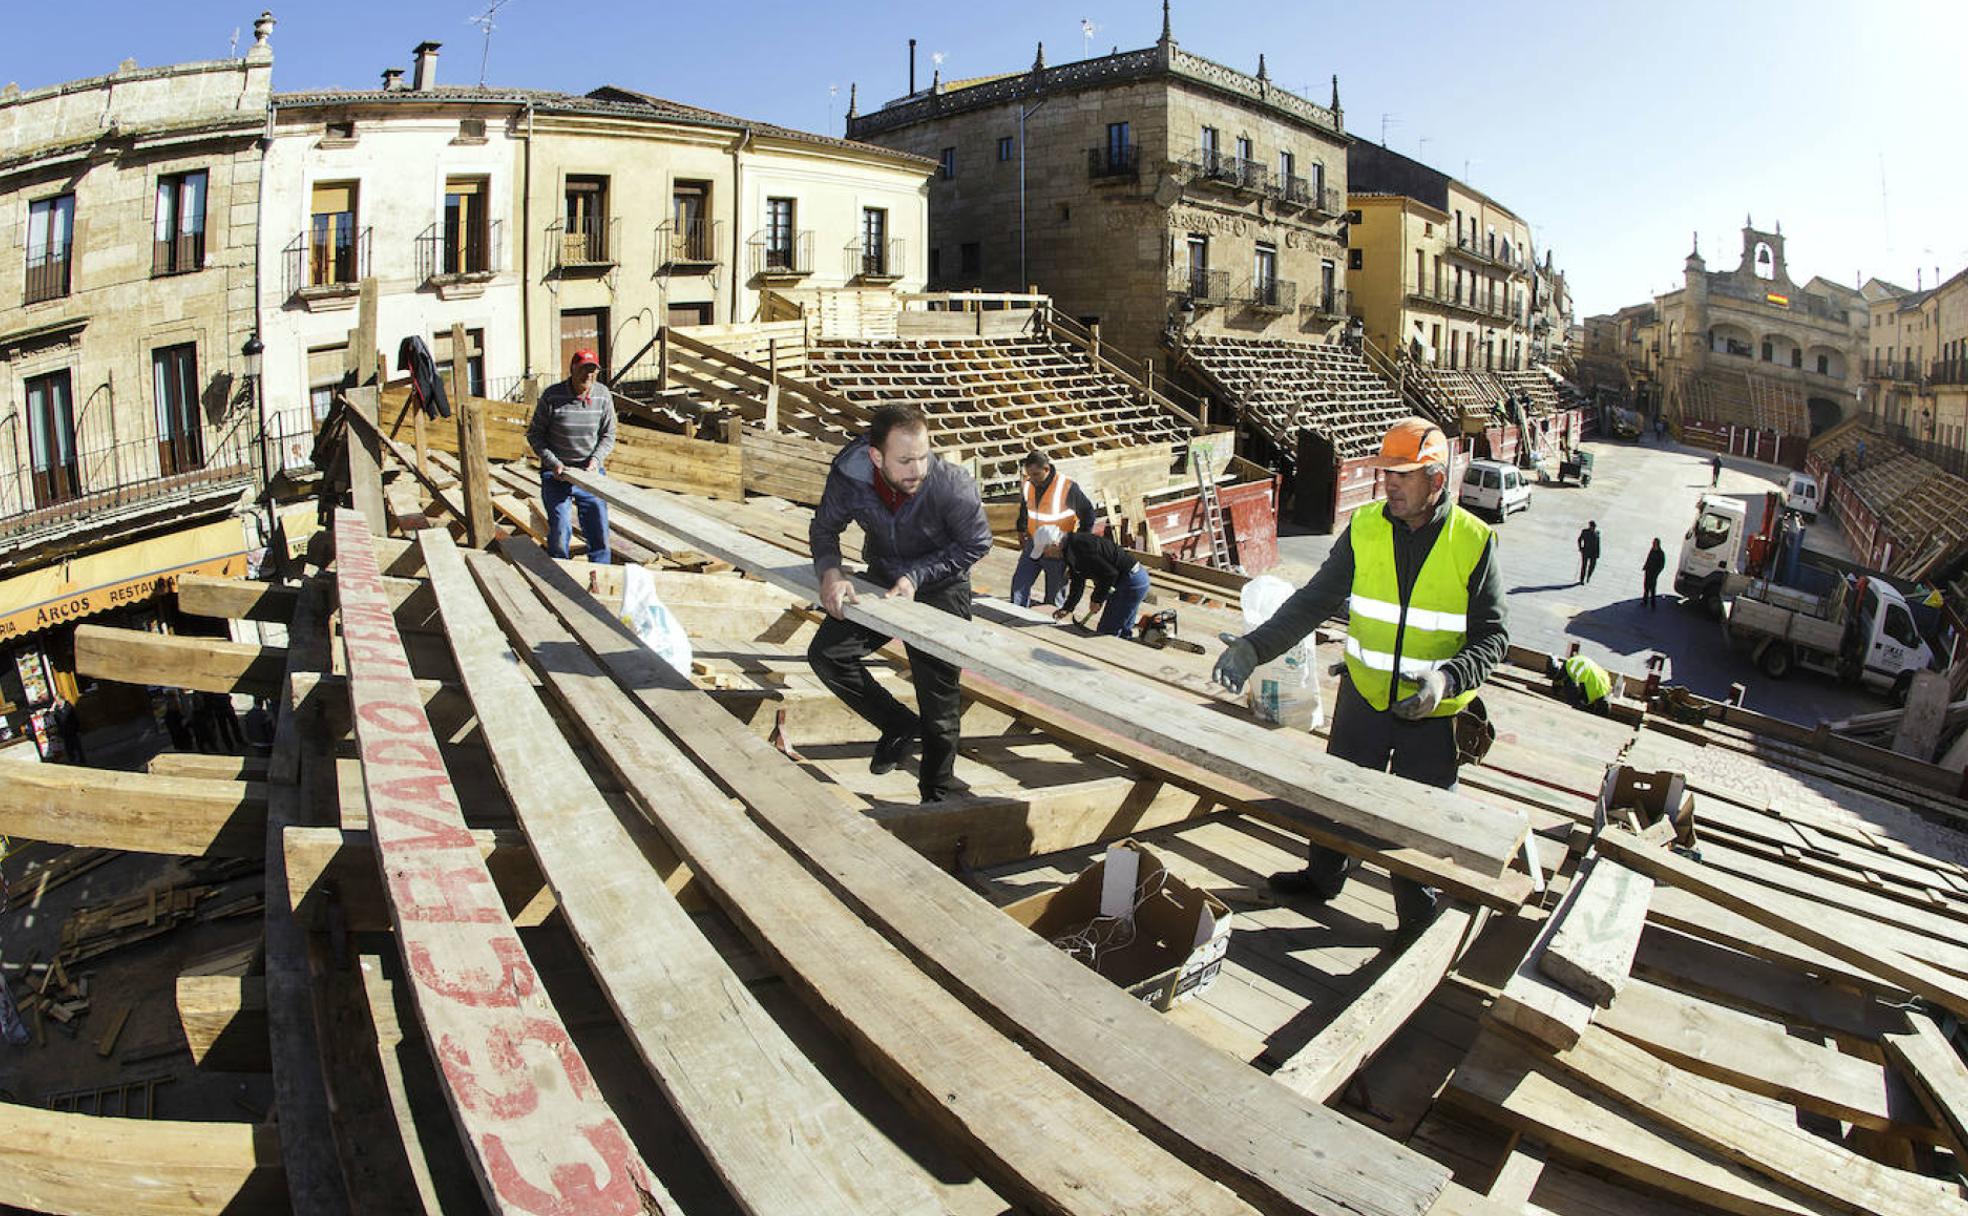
[435, 1017, 591, 1120]
[357, 699, 427, 736]
[387, 863, 504, 924]
[363, 736, 445, 771]
[483, 1122, 657, 1216]
[370, 803, 474, 850]
[406, 937, 539, 1009]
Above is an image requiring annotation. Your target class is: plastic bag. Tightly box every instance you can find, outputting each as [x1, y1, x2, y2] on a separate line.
[619, 563, 693, 677]
[1241, 575, 1323, 731]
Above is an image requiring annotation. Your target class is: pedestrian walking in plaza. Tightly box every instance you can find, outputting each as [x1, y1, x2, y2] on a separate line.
[808, 403, 991, 804]
[1011, 449, 1095, 609]
[1641, 538, 1665, 609]
[1213, 418, 1508, 929]
[1036, 524, 1153, 638]
[527, 348, 616, 564]
[1576, 521, 1601, 585]
[1710, 452, 1723, 487]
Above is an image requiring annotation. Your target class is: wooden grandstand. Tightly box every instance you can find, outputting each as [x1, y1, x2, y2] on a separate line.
[804, 335, 1193, 498]
[1810, 420, 1968, 581]
[1180, 335, 1412, 458]
[1672, 367, 1810, 436]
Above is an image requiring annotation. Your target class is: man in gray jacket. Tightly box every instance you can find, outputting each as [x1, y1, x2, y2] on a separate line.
[527, 347, 616, 563]
[810, 403, 991, 803]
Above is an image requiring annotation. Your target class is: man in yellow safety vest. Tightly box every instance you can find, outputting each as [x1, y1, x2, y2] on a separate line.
[1212, 418, 1509, 928]
[1550, 653, 1613, 715]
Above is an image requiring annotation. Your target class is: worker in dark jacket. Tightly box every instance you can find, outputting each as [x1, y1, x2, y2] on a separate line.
[527, 348, 617, 564]
[809, 403, 992, 803]
[1212, 419, 1509, 928]
[1012, 450, 1098, 609]
[1641, 538, 1666, 609]
[1576, 520, 1601, 585]
[1034, 524, 1152, 638]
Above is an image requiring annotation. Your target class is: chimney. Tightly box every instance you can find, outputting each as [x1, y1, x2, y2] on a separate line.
[381, 67, 405, 91]
[909, 39, 917, 95]
[412, 41, 441, 91]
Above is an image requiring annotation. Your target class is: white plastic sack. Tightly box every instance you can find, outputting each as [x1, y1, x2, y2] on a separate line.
[1241, 575, 1323, 731]
[619, 564, 693, 676]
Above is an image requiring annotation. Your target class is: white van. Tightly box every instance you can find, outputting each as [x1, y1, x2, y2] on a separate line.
[1785, 471, 1821, 523]
[1459, 459, 1532, 520]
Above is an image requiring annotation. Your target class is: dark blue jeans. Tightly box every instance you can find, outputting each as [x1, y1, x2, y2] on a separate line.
[1095, 565, 1152, 638]
[542, 472, 611, 564]
[1010, 551, 1067, 607]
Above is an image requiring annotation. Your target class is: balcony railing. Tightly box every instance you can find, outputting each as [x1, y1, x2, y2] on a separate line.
[1171, 266, 1231, 303]
[550, 216, 619, 273]
[1088, 143, 1140, 180]
[1247, 277, 1295, 313]
[1305, 286, 1348, 317]
[847, 236, 905, 281]
[749, 229, 814, 277]
[1932, 359, 1968, 386]
[1, 412, 269, 534]
[1183, 148, 1267, 192]
[658, 218, 724, 270]
[24, 250, 71, 303]
[1274, 177, 1341, 214]
[151, 230, 206, 278]
[282, 226, 371, 298]
[1868, 357, 1928, 383]
[415, 218, 504, 282]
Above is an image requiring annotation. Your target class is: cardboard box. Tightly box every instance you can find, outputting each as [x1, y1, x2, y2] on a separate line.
[1003, 840, 1232, 1011]
[1603, 766, 1697, 847]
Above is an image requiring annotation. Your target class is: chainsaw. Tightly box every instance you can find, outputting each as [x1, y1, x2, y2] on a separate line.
[1134, 608, 1203, 653]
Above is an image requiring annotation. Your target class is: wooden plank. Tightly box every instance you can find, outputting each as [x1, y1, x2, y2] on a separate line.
[259, 580, 352, 1214]
[1599, 978, 1936, 1139]
[0, 1102, 288, 1215]
[1445, 1029, 1846, 1216]
[283, 825, 558, 932]
[1632, 926, 1911, 1043]
[177, 575, 300, 623]
[74, 624, 285, 696]
[1644, 886, 1905, 1000]
[425, 529, 942, 1215]
[1484, 1139, 1546, 1205]
[470, 551, 1262, 1216]
[1270, 905, 1477, 1100]
[345, 381, 387, 537]
[1493, 877, 1596, 1052]
[563, 473, 1528, 874]
[0, 763, 264, 856]
[1538, 855, 1652, 1006]
[149, 753, 271, 781]
[330, 511, 677, 1215]
[176, 975, 270, 1071]
[1884, 1013, 1968, 1158]
[454, 324, 495, 547]
[500, 538, 1450, 1216]
[1540, 1024, 1966, 1216]
[1597, 831, 1968, 1020]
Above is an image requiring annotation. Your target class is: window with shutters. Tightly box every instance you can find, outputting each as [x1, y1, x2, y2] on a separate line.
[153, 171, 208, 277]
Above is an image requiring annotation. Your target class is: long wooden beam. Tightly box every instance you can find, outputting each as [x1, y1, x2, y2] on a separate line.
[74, 623, 286, 697]
[0, 1102, 288, 1215]
[427, 528, 944, 1215]
[1884, 1014, 1968, 1159]
[0, 763, 264, 856]
[559, 471, 1528, 874]
[179, 571, 433, 622]
[283, 824, 557, 931]
[470, 550, 1258, 1216]
[330, 511, 678, 1215]
[501, 537, 1453, 1216]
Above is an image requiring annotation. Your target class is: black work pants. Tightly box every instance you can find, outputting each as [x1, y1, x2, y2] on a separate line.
[808, 577, 971, 800]
[1642, 574, 1659, 608]
[1578, 554, 1597, 583]
[1302, 676, 1457, 926]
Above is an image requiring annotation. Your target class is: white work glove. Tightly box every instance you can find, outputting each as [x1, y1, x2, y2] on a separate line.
[1212, 632, 1259, 693]
[1391, 669, 1451, 720]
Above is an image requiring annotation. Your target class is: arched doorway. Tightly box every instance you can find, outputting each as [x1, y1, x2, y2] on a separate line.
[1807, 396, 1843, 435]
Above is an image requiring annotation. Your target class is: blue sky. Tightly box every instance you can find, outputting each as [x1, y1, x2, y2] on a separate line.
[10, 0, 1966, 315]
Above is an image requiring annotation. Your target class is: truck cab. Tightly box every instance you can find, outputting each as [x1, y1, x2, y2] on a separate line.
[1784, 471, 1822, 523]
[1674, 495, 1749, 614]
[1850, 580, 1936, 698]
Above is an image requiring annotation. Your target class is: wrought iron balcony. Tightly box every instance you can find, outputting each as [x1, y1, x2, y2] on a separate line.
[848, 236, 905, 281]
[1170, 266, 1230, 303]
[1088, 143, 1139, 180]
[749, 229, 814, 278]
[658, 218, 724, 271]
[24, 249, 72, 303]
[1247, 276, 1295, 313]
[282, 225, 371, 299]
[1305, 287, 1348, 317]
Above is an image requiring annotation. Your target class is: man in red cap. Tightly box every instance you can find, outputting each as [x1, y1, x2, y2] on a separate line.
[1212, 417, 1508, 928]
[527, 348, 616, 563]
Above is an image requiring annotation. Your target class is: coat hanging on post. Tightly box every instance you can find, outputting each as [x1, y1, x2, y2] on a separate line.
[396, 334, 453, 420]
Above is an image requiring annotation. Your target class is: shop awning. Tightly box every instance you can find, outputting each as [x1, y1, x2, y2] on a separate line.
[0, 516, 252, 642]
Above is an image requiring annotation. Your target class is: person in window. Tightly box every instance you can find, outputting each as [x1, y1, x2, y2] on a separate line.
[1033, 524, 1152, 639]
[527, 348, 616, 564]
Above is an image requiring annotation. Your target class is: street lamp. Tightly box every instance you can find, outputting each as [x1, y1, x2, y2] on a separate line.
[241, 332, 274, 572]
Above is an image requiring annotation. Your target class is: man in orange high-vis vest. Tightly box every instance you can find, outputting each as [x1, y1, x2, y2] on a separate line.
[1012, 449, 1097, 608]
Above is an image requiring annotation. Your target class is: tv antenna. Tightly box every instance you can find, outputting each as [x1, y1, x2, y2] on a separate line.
[228, 27, 240, 58]
[467, 0, 515, 87]
[1080, 18, 1098, 58]
[1380, 112, 1400, 145]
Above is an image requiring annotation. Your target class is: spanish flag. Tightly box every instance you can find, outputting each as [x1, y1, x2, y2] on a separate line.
[1765, 292, 1790, 307]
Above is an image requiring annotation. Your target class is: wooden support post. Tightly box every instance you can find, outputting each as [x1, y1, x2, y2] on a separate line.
[344, 384, 387, 538]
[1091, 320, 1101, 362]
[655, 328, 669, 391]
[453, 325, 495, 549]
[764, 337, 780, 432]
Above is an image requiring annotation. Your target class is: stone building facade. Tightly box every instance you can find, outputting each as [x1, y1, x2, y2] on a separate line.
[1650, 222, 1867, 434]
[1343, 141, 1551, 373]
[0, 17, 273, 526]
[1865, 267, 1968, 472]
[846, 6, 1351, 363]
